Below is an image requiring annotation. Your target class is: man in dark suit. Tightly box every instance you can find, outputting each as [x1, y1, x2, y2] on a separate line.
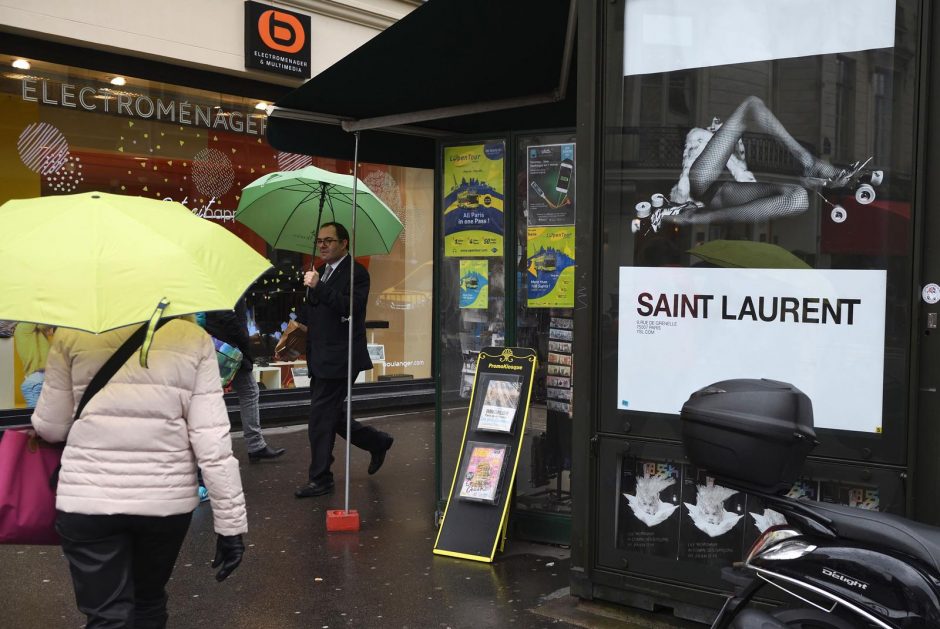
[295, 221, 394, 498]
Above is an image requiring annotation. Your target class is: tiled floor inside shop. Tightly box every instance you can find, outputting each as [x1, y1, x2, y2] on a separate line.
[0, 408, 697, 628]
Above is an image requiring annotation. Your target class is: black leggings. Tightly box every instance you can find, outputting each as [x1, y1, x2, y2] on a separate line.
[56, 510, 193, 629]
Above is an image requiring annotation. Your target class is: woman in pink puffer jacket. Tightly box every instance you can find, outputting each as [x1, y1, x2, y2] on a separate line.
[32, 318, 247, 629]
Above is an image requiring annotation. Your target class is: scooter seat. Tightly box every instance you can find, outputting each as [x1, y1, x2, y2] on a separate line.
[806, 500, 940, 573]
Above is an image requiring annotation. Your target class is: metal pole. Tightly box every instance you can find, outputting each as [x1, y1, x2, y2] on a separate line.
[345, 131, 360, 514]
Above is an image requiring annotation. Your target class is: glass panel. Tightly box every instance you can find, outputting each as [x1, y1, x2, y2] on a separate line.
[438, 140, 508, 505]
[0, 56, 432, 408]
[513, 132, 577, 518]
[602, 0, 918, 461]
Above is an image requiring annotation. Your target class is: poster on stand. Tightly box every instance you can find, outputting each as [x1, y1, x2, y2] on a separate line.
[458, 442, 509, 504]
[443, 142, 505, 257]
[475, 374, 522, 433]
[459, 260, 489, 309]
[617, 458, 682, 557]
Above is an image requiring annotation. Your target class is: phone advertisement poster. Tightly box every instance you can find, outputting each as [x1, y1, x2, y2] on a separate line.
[443, 142, 505, 257]
[617, 267, 887, 432]
[527, 143, 575, 226]
[459, 259, 489, 309]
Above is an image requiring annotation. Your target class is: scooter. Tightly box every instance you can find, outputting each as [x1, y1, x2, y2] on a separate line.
[680, 379, 940, 628]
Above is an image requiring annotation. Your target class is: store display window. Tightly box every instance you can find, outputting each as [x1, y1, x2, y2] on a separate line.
[0, 57, 432, 409]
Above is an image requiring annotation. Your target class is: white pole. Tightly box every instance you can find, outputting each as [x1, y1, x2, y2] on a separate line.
[345, 131, 360, 514]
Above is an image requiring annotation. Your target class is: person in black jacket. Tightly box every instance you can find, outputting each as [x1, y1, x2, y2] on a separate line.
[204, 298, 285, 462]
[294, 222, 394, 498]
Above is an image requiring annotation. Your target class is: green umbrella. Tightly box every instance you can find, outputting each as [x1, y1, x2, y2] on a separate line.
[0, 191, 272, 335]
[235, 165, 404, 257]
[688, 240, 811, 269]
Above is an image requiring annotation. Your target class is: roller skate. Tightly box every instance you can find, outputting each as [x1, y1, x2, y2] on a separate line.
[633, 193, 703, 234]
[812, 157, 883, 223]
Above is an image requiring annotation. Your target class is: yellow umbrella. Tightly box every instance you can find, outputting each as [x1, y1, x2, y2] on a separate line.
[0, 192, 271, 335]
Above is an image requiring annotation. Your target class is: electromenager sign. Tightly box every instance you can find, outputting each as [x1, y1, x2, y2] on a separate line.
[245, 1, 312, 78]
[623, 0, 895, 77]
[618, 268, 887, 433]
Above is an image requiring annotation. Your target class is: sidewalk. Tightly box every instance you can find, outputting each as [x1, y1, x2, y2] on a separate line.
[0, 409, 697, 628]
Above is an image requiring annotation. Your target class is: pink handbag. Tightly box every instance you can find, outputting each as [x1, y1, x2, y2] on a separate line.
[0, 428, 63, 545]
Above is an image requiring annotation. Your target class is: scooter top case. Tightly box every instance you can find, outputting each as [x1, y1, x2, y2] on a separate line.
[680, 378, 817, 494]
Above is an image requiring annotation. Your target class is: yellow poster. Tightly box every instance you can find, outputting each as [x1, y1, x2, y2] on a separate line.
[443, 142, 505, 257]
[526, 226, 575, 308]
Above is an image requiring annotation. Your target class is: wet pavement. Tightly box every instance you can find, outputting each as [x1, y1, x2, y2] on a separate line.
[0, 409, 696, 628]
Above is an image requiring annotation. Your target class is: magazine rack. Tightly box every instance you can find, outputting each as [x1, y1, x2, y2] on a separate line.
[434, 347, 537, 562]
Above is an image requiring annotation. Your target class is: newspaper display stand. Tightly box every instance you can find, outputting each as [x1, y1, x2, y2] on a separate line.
[434, 347, 537, 562]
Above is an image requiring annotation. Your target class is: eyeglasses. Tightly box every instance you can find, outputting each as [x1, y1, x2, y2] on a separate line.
[315, 238, 339, 246]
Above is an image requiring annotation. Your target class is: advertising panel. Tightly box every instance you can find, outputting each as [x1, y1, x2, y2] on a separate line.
[442, 142, 505, 257]
[618, 267, 887, 432]
[623, 0, 895, 77]
[526, 143, 575, 308]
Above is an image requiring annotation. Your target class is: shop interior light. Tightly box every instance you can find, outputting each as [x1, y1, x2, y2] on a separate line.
[110, 76, 127, 86]
[12, 59, 30, 70]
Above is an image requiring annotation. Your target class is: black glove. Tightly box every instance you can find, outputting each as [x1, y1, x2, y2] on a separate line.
[211, 534, 244, 582]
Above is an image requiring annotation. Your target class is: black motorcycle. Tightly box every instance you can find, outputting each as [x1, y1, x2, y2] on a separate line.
[680, 379, 940, 628]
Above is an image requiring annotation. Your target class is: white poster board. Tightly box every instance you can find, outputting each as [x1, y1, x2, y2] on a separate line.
[623, 0, 895, 77]
[617, 267, 886, 432]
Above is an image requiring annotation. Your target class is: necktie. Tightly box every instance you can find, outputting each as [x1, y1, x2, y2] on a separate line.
[321, 265, 333, 283]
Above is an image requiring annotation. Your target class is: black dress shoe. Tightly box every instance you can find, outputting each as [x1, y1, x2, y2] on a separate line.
[248, 446, 286, 463]
[368, 436, 394, 475]
[294, 480, 334, 498]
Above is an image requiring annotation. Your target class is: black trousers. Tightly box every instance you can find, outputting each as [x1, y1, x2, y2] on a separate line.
[56, 510, 193, 629]
[308, 374, 388, 482]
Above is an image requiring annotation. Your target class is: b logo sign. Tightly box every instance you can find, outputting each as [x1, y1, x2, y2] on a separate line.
[245, 1, 311, 78]
[258, 10, 305, 54]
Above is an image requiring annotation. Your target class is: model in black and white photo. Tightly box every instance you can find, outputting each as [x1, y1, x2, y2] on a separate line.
[634, 96, 883, 232]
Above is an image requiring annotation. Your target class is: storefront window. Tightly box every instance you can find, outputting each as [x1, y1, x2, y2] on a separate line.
[0, 57, 432, 409]
[603, 0, 918, 459]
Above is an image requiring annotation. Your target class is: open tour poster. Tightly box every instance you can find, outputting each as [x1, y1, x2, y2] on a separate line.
[459, 259, 488, 309]
[527, 226, 575, 308]
[443, 142, 505, 257]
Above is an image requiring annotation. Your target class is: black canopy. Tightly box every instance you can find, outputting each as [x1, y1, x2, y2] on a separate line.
[266, 0, 576, 168]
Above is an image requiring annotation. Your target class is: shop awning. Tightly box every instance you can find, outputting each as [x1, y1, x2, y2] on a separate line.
[266, 0, 576, 168]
